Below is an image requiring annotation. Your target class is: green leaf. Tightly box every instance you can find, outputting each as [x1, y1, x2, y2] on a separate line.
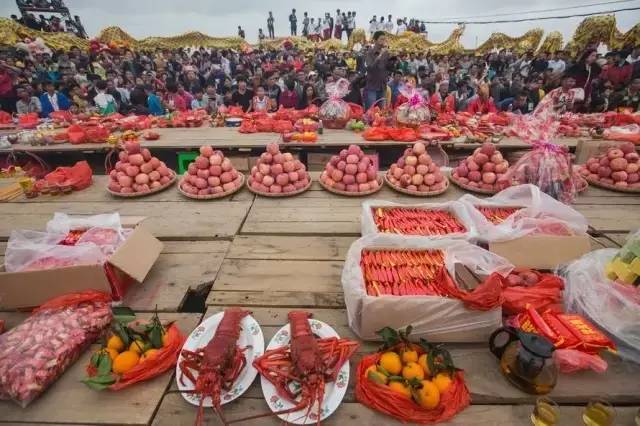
[112, 306, 136, 324]
[407, 377, 422, 388]
[375, 327, 400, 349]
[387, 375, 405, 382]
[150, 326, 163, 349]
[111, 321, 131, 347]
[376, 365, 390, 376]
[90, 351, 101, 368]
[82, 374, 116, 391]
[97, 353, 112, 376]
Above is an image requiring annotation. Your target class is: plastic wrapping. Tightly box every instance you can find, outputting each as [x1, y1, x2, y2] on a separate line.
[0, 291, 112, 407]
[342, 234, 512, 341]
[394, 84, 430, 128]
[361, 200, 478, 240]
[561, 248, 640, 363]
[459, 184, 588, 242]
[319, 78, 351, 128]
[46, 213, 122, 234]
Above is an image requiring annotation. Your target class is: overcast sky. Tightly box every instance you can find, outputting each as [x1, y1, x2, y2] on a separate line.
[2, 0, 639, 46]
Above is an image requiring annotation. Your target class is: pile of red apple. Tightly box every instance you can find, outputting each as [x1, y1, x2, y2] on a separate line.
[386, 141, 447, 193]
[180, 146, 243, 196]
[451, 142, 510, 192]
[108, 141, 175, 194]
[248, 142, 311, 194]
[319, 144, 380, 193]
[579, 142, 639, 190]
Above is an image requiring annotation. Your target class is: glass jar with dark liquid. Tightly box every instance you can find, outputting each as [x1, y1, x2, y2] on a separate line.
[489, 327, 558, 395]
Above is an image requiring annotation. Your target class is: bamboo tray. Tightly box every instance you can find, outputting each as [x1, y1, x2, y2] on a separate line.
[319, 176, 383, 197]
[384, 174, 450, 197]
[107, 173, 176, 198]
[246, 176, 312, 197]
[178, 174, 244, 200]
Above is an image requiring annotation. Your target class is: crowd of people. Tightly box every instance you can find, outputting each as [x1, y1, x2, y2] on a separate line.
[258, 9, 359, 42]
[0, 29, 638, 119]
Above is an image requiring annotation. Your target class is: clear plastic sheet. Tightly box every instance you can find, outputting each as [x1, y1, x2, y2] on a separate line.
[319, 78, 351, 126]
[342, 234, 512, 341]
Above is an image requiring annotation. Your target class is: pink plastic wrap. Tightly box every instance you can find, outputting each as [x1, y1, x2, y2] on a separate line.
[502, 102, 583, 204]
[394, 84, 430, 127]
[0, 292, 112, 407]
[553, 349, 608, 374]
[319, 78, 351, 128]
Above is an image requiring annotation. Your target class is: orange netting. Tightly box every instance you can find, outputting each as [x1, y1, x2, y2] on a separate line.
[356, 350, 470, 424]
[33, 290, 112, 313]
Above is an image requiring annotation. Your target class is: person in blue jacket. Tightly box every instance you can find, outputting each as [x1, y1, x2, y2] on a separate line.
[39, 81, 71, 118]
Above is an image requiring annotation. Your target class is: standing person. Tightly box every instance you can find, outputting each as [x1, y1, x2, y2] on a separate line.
[328, 12, 335, 38]
[302, 12, 310, 37]
[334, 9, 342, 40]
[364, 31, 391, 109]
[309, 18, 318, 42]
[345, 12, 353, 39]
[369, 16, 378, 38]
[237, 26, 245, 39]
[258, 28, 266, 43]
[385, 15, 394, 33]
[267, 11, 275, 38]
[289, 9, 298, 36]
[396, 18, 407, 34]
[322, 15, 331, 41]
[39, 81, 71, 118]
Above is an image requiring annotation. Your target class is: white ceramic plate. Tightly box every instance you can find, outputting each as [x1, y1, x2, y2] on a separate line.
[260, 319, 350, 424]
[176, 311, 264, 407]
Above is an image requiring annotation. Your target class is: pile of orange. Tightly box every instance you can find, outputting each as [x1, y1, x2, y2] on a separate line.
[366, 348, 452, 410]
[99, 334, 164, 374]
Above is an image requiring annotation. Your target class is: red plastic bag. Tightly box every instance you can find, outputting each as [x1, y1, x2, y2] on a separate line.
[238, 120, 257, 133]
[0, 290, 112, 407]
[18, 112, 39, 129]
[0, 111, 12, 124]
[67, 124, 87, 144]
[553, 349, 608, 374]
[348, 103, 364, 120]
[42, 161, 93, 191]
[273, 120, 294, 133]
[226, 106, 245, 117]
[387, 127, 418, 142]
[49, 110, 73, 123]
[436, 268, 504, 311]
[356, 350, 470, 424]
[85, 125, 110, 143]
[255, 118, 274, 132]
[502, 272, 564, 316]
[362, 126, 389, 141]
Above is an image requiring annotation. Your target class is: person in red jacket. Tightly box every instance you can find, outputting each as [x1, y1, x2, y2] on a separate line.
[466, 84, 497, 114]
[600, 51, 633, 90]
[430, 80, 456, 113]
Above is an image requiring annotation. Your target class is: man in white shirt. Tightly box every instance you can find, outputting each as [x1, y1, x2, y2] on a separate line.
[396, 19, 407, 35]
[385, 15, 394, 33]
[627, 47, 640, 64]
[369, 16, 378, 37]
[547, 51, 566, 76]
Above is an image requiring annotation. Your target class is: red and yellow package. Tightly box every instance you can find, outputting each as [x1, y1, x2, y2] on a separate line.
[554, 313, 616, 354]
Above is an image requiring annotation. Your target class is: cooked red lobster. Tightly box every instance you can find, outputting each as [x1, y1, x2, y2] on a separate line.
[178, 307, 250, 426]
[229, 311, 359, 425]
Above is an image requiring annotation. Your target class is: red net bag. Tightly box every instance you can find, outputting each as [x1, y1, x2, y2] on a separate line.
[255, 118, 274, 132]
[0, 290, 112, 407]
[67, 124, 87, 144]
[355, 330, 470, 424]
[319, 78, 351, 128]
[42, 161, 94, 191]
[49, 110, 73, 124]
[239, 120, 257, 133]
[0, 111, 12, 124]
[387, 127, 419, 142]
[349, 103, 364, 120]
[18, 112, 39, 129]
[85, 125, 110, 143]
[273, 119, 294, 133]
[362, 126, 390, 141]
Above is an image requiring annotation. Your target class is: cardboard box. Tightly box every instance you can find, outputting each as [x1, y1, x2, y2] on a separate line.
[489, 234, 591, 269]
[0, 223, 163, 309]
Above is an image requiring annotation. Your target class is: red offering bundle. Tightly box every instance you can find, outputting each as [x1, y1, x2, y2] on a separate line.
[319, 78, 351, 128]
[40, 160, 93, 191]
[356, 328, 470, 424]
[0, 291, 112, 407]
[501, 269, 565, 315]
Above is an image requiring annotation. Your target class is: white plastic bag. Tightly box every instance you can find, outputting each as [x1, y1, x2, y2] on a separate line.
[361, 199, 478, 240]
[46, 213, 122, 235]
[342, 233, 512, 341]
[458, 184, 588, 242]
[561, 249, 640, 363]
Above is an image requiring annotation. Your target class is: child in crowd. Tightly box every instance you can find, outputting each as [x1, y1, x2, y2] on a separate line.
[93, 80, 117, 115]
[252, 86, 271, 112]
[279, 79, 298, 108]
[145, 85, 164, 116]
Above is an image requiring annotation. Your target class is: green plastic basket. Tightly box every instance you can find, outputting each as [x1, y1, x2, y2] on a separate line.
[177, 151, 198, 174]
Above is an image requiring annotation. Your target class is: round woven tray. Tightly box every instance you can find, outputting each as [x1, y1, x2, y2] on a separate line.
[107, 173, 177, 198]
[384, 174, 450, 197]
[319, 176, 383, 197]
[246, 176, 312, 197]
[321, 118, 350, 129]
[584, 175, 640, 193]
[178, 174, 245, 200]
[450, 173, 502, 195]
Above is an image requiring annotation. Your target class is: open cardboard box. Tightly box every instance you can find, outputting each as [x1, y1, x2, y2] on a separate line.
[0, 220, 163, 309]
[489, 234, 591, 269]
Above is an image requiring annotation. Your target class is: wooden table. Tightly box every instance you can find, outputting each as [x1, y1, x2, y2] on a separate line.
[0, 173, 639, 425]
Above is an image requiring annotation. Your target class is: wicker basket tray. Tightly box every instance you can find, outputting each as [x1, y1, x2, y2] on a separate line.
[178, 174, 245, 200]
[107, 173, 176, 198]
[246, 176, 312, 197]
[319, 176, 383, 197]
[584, 175, 640, 193]
[321, 117, 350, 129]
[450, 174, 501, 195]
[384, 174, 450, 197]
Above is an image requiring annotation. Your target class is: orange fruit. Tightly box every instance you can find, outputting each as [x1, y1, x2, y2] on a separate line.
[402, 362, 425, 381]
[401, 349, 419, 364]
[106, 335, 124, 352]
[112, 351, 140, 374]
[415, 380, 440, 409]
[379, 352, 402, 375]
[140, 349, 160, 363]
[162, 332, 171, 347]
[98, 347, 119, 361]
[388, 381, 412, 398]
[366, 365, 388, 385]
[433, 372, 453, 393]
[128, 339, 148, 355]
[418, 353, 432, 377]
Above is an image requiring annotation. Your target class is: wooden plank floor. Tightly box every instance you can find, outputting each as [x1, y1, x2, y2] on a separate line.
[0, 169, 638, 425]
